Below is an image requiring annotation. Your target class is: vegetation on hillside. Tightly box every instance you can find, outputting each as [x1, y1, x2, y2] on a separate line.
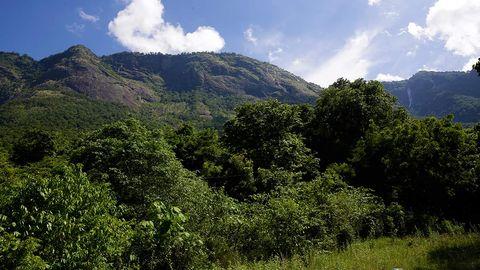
[1, 78, 479, 269]
[0, 45, 323, 140]
[383, 70, 480, 123]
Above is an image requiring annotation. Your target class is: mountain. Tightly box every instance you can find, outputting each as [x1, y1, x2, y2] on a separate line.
[383, 70, 480, 123]
[0, 45, 321, 140]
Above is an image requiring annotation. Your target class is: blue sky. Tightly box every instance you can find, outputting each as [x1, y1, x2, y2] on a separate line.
[1, 0, 479, 86]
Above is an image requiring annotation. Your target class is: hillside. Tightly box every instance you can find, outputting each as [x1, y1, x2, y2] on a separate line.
[0, 45, 321, 138]
[383, 70, 480, 123]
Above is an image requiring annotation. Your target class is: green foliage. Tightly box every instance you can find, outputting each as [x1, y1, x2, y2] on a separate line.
[0, 91, 131, 146]
[224, 100, 306, 160]
[235, 169, 385, 260]
[204, 153, 256, 200]
[165, 124, 226, 174]
[383, 70, 480, 123]
[308, 78, 406, 165]
[351, 116, 480, 226]
[68, 119, 244, 266]
[0, 166, 133, 269]
[1, 64, 480, 268]
[70, 119, 184, 206]
[224, 100, 319, 180]
[0, 45, 321, 142]
[10, 130, 55, 165]
[130, 201, 208, 270]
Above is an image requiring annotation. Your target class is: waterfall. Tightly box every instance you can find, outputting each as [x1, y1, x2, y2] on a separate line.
[406, 87, 413, 108]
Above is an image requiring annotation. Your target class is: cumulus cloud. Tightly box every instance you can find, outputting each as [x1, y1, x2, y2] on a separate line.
[375, 73, 404, 81]
[108, 0, 225, 54]
[368, 0, 382, 6]
[463, 57, 479, 71]
[407, 22, 427, 39]
[407, 0, 480, 57]
[305, 31, 376, 87]
[244, 27, 258, 46]
[79, 9, 99, 23]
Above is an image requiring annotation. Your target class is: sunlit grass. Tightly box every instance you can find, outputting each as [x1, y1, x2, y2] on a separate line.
[228, 233, 480, 270]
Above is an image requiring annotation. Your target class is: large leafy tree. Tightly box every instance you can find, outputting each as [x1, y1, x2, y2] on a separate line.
[307, 79, 406, 166]
[223, 100, 318, 176]
[350, 116, 480, 225]
[221, 100, 319, 198]
[70, 119, 190, 207]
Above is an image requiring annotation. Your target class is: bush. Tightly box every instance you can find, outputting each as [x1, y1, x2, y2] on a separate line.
[130, 201, 209, 270]
[0, 166, 133, 269]
[233, 169, 387, 260]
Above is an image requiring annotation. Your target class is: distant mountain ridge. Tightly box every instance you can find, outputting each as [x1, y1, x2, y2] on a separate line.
[383, 71, 480, 123]
[2, 44, 480, 139]
[0, 45, 321, 139]
[0, 45, 320, 107]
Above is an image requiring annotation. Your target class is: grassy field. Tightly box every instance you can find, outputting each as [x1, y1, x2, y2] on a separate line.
[229, 233, 480, 270]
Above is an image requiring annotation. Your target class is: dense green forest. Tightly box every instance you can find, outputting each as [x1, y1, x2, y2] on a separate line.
[1, 46, 479, 147]
[1, 76, 480, 269]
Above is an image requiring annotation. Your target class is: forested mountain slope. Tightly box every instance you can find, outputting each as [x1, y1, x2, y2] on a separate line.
[0, 45, 321, 138]
[383, 70, 480, 123]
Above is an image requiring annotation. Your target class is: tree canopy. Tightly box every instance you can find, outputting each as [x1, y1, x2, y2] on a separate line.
[1, 78, 479, 268]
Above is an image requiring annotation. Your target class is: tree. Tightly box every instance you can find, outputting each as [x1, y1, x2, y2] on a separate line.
[307, 78, 406, 166]
[350, 116, 480, 226]
[223, 100, 318, 178]
[70, 119, 188, 207]
[164, 124, 226, 175]
[10, 130, 55, 165]
[69, 119, 240, 261]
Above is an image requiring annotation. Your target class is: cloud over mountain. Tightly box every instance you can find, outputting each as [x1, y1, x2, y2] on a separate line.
[305, 31, 377, 87]
[108, 0, 225, 54]
[408, 0, 480, 58]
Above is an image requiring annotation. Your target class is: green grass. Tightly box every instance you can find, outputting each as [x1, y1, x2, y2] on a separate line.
[228, 234, 480, 270]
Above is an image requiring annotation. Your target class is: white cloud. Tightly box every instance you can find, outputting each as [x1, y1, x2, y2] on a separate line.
[368, 0, 382, 6]
[244, 27, 258, 46]
[305, 31, 377, 87]
[79, 9, 99, 23]
[292, 58, 303, 67]
[463, 57, 479, 71]
[383, 11, 399, 18]
[66, 23, 85, 35]
[375, 73, 404, 81]
[268, 48, 283, 62]
[419, 65, 439, 72]
[406, 45, 419, 57]
[108, 0, 225, 54]
[407, 22, 427, 39]
[407, 0, 480, 57]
